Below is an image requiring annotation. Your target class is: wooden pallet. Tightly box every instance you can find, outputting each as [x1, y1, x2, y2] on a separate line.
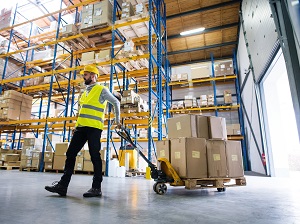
[126, 170, 146, 177]
[19, 167, 39, 172]
[0, 165, 20, 170]
[79, 23, 110, 33]
[181, 177, 246, 190]
[44, 169, 64, 173]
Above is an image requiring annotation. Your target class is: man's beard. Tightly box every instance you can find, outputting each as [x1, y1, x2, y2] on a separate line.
[84, 77, 92, 85]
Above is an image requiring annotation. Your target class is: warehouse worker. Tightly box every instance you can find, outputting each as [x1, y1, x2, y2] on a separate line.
[45, 65, 121, 197]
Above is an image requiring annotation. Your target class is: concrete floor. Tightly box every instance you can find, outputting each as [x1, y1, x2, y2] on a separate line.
[0, 171, 299, 224]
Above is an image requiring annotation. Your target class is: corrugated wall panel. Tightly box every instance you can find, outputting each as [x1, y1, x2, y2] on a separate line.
[242, 0, 277, 80]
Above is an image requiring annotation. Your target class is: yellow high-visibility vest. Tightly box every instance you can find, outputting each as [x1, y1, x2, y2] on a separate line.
[76, 85, 107, 130]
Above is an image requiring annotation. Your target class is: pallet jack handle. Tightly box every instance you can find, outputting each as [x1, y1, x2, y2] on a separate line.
[115, 126, 157, 171]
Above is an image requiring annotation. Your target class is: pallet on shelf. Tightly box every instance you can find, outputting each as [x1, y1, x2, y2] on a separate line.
[19, 167, 39, 172]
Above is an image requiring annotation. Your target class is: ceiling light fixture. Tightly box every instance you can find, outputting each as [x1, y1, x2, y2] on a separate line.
[180, 27, 205, 36]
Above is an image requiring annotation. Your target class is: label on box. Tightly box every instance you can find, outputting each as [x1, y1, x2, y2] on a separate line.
[160, 150, 165, 157]
[213, 154, 221, 161]
[175, 152, 181, 159]
[220, 64, 225, 69]
[176, 122, 181, 130]
[231, 155, 238, 161]
[192, 151, 200, 158]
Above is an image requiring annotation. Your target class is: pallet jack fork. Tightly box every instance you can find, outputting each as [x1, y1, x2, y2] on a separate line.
[115, 127, 184, 194]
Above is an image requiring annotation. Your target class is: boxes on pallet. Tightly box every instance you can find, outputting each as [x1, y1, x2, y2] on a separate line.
[81, 51, 95, 63]
[55, 142, 69, 156]
[156, 140, 170, 162]
[21, 158, 32, 168]
[44, 162, 53, 170]
[92, 0, 112, 26]
[226, 124, 234, 135]
[208, 116, 227, 140]
[53, 155, 66, 170]
[83, 150, 91, 161]
[171, 74, 177, 82]
[224, 90, 232, 104]
[32, 151, 41, 160]
[225, 141, 244, 177]
[199, 95, 208, 107]
[170, 138, 207, 178]
[207, 94, 214, 106]
[24, 138, 43, 147]
[139, 129, 147, 138]
[167, 115, 198, 138]
[135, 3, 147, 15]
[123, 90, 137, 97]
[123, 40, 134, 52]
[83, 160, 93, 171]
[31, 159, 40, 169]
[61, 24, 77, 36]
[206, 140, 228, 178]
[75, 157, 84, 171]
[44, 152, 54, 163]
[0, 153, 20, 162]
[95, 49, 111, 61]
[121, 2, 134, 19]
[191, 65, 211, 79]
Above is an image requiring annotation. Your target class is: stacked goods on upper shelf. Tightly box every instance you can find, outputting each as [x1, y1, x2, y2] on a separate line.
[184, 95, 197, 108]
[0, 7, 39, 38]
[61, 24, 78, 37]
[135, 2, 148, 15]
[121, 1, 135, 19]
[214, 60, 234, 77]
[171, 73, 188, 82]
[0, 90, 33, 120]
[80, 0, 112, 30]
[120, 90, 148, 113]
[226, 124, 241, 136]
[191, 64, 211, 80]
[156, 114, 244, 179]
[224, 90, 233, 104]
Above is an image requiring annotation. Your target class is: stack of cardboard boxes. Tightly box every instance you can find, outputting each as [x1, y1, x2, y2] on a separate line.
[171, 73, 188, 82]
[81, 0, 112, 30]
[21, 138, 43, 169]
[214, 60, 234, 77]
[120, 90, 148, 113]
[53, 142, 68, 170]
[224, 90, 232, 104]
[0, 90, 33, 120]
[0, 149, 20, 167]
[121, 1, 135, 19]
[184, 95, 197, 108]
[156, 114, 244, 179]
[191, 64, 211, 80]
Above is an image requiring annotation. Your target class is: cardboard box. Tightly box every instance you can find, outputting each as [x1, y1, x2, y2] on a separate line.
[225, 141, 244, 177]
[61, 24, 77, 36]
[23, 138, 43, 146]
[206, 140, 228, 178]
[123, 90, 136, 97]
[197, 116, 210, 139]
[226, 125, 234, 135]
[191, 66, 211, 79]
[3, 90, 33, 101]
[170, 138, 207, 178]
[55, 143, 69, 156]
[209, 116, 227, 140]
[31, 159, 40, 169]
[44, 152, 54, 163]
[224, 90, 232, 104]
[83, 160, 93, 171]
[167, 115, 197, 138]
[93, 0, 112, 25]
[83, 150, 91, 161]
[0, 154, 20, 161]
[21, 159, 32, 168]
[81, 51, 95, 62]
[32, 151, 41, 160]
[75, 157, 84, 171]
[44, 162, 53, 170]
[156, 140, 170, 161]
[53, 155, 66, 170]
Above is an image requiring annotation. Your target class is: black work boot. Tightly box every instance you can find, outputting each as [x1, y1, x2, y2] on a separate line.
[83, 188, 102, 197]
[45, 181, 67, 196]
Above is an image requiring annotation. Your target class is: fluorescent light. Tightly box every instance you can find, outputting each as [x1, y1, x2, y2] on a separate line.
[180, 27, 205, 36]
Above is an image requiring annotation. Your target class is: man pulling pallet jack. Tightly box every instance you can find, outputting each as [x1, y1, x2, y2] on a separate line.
[45, 65, 122, 197]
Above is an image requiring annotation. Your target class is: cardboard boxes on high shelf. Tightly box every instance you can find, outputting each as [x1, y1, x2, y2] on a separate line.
[120, 90, 148, 113]
[156, 114, 244, 179]
[0, 90, 33, 120]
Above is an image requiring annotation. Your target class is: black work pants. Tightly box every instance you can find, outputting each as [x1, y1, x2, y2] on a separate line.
[60, 127, 102, 189]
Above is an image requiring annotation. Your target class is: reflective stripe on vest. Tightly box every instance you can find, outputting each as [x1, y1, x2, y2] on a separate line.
[76, 85, 107, 129]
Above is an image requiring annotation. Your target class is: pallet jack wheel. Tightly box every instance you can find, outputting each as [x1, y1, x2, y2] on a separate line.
[155, 183, 167, 195]
[153, 182, 158, 193]
[217, 188, 226, 192]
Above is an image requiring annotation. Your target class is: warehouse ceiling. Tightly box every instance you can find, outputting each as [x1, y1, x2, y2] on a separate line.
[165, 0, 241, 66]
